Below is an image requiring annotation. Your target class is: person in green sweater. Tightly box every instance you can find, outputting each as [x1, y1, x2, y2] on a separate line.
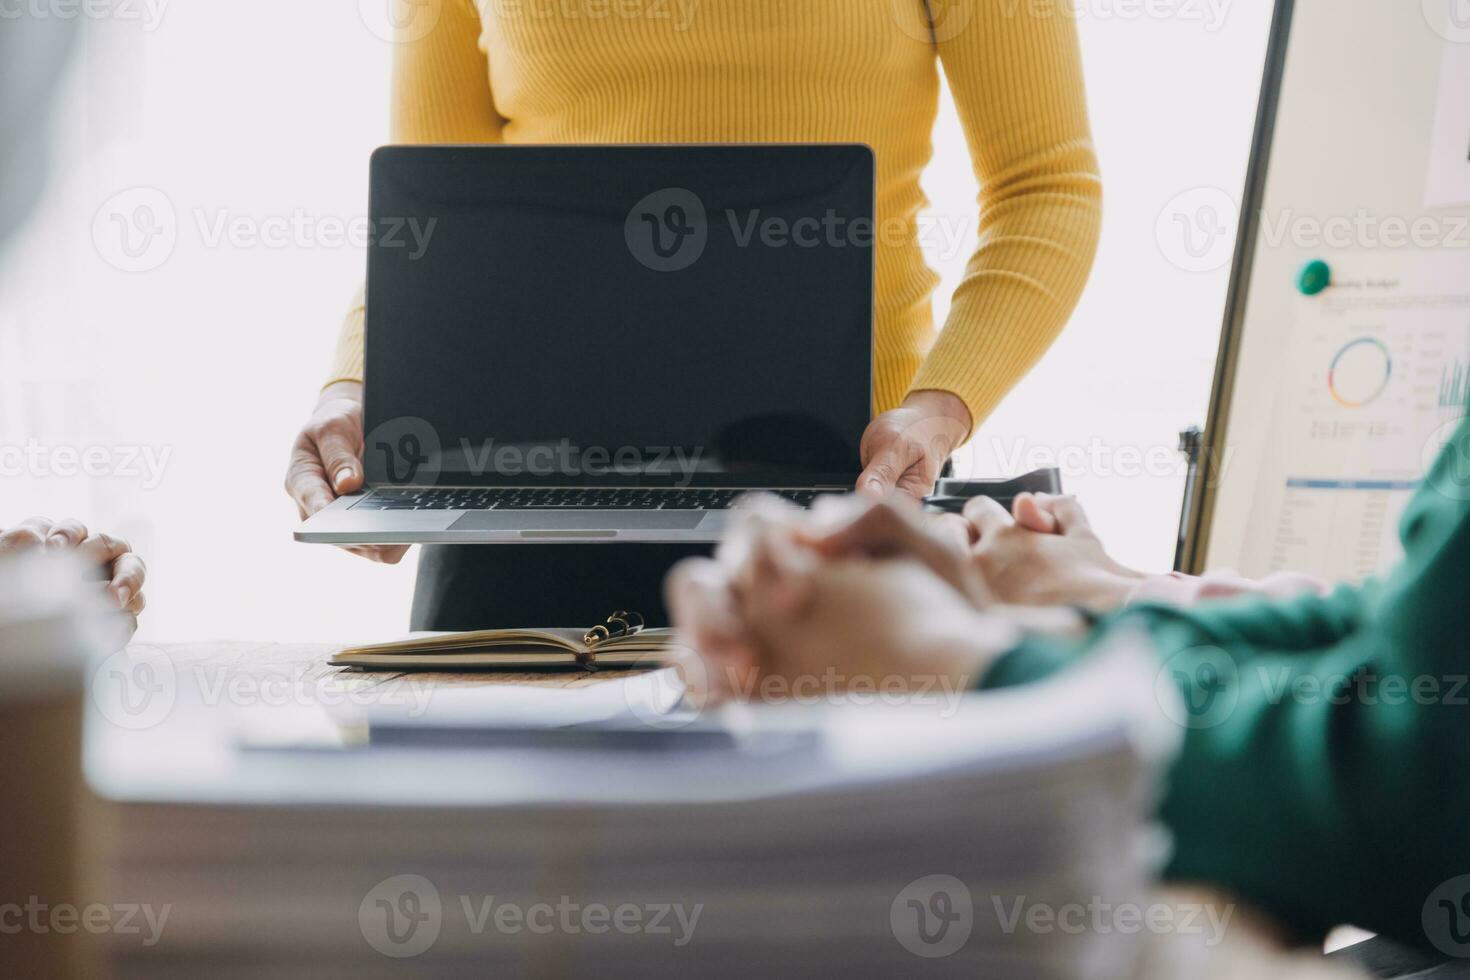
[664, 412, 1470, 958]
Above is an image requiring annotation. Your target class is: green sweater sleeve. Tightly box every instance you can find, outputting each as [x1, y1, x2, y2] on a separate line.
[983, 418, 1470, 948]
[1126, 579, 1372, 653]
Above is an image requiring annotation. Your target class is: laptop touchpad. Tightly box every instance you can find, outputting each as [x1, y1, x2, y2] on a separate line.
[449, 512, 706, 531]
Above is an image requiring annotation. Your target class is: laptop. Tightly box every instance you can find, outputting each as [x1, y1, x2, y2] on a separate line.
[296, 144, 875, 545]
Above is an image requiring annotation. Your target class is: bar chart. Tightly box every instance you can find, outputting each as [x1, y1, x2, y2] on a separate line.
[1440, 358, 1469, 411]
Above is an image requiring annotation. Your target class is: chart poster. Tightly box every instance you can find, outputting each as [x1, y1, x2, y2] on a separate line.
[1240, 252, 1470, 581]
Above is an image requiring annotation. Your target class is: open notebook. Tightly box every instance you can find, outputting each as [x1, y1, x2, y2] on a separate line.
[331, 611, 678, 670]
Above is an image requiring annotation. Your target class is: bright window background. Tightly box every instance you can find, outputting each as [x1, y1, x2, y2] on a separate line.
[0, 1, 1272, 644]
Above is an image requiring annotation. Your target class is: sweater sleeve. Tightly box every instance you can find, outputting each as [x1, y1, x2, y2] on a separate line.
[327, 0, 505, 387]
[981, 418, 1470, 948]
[913, 3, 1103, 431]
[1126, 582, 1373, 654]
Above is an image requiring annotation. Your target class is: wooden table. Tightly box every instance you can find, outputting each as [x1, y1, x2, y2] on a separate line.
[83, 643, 1363, 979]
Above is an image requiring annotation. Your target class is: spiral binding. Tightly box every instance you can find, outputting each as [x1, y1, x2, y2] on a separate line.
[583, 610, 646, 649]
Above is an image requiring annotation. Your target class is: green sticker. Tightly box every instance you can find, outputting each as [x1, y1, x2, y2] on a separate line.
[1298, 259, 1331, 296]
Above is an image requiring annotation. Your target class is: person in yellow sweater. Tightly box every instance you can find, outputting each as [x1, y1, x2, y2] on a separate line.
[285, 0, 1102, 629]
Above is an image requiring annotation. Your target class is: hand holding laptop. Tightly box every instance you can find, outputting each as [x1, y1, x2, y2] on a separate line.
[857, 390, 972, 501]
[290, 383, 972, 560]
[285, 380, 408, 564]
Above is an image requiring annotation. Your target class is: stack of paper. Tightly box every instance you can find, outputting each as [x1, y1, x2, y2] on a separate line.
[82, 636, 1177, 979]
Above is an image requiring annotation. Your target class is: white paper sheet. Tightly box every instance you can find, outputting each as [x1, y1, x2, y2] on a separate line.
[348, 668, 686, 730]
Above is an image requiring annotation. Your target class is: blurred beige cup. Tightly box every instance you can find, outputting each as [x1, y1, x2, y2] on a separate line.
[0, 552, 123, 978]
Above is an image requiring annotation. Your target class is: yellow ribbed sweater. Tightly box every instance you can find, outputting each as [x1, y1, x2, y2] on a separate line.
[331, 0, 1102, 430]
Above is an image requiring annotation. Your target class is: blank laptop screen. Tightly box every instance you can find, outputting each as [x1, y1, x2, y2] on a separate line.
[364, 145, 874, 488]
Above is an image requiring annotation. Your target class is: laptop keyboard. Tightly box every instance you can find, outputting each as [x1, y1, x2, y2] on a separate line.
[352, 487, 848, 512]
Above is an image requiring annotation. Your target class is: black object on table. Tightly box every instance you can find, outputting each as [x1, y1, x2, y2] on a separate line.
[922, 468, 1064, 515]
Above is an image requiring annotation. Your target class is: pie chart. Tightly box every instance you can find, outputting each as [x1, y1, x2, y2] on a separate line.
[1328, 338, 1392, 408]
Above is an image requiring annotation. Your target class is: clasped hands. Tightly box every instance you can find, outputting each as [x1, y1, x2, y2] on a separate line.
[0, 517, 148, 648]
[664, 489, 1146, 707]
